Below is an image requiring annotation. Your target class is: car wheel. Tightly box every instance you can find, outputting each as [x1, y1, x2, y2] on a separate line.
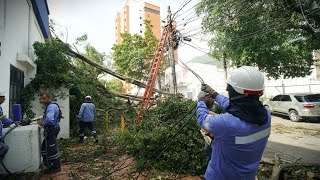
[289, 110, 300, 122]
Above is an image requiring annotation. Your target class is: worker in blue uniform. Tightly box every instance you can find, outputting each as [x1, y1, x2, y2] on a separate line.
[77, 96, 98, 144]
[0, 91, 14, 159]
[197, 66, 271, 180]
[201, 94, 225, 165]
[38, 92, 61, 174]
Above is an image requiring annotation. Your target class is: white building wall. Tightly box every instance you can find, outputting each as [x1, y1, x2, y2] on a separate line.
[0, 0, 70, 139]
[31, 88, 70, 139]
[164, 61, 320, 102]
[127, 1, 142, 36]
[0, 0, 42, 115]
[165, 63, 228, 100]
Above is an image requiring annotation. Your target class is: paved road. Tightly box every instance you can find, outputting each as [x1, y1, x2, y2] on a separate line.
[262, 115, 320, 163]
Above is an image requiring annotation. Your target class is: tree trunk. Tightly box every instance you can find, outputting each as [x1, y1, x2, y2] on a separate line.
[67, 49, 171, 95]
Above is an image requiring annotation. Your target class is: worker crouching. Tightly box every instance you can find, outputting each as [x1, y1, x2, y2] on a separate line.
[0, 91, 14, 160]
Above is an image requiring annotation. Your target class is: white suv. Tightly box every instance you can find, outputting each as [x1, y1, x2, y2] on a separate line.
[263, 93, 320, 122]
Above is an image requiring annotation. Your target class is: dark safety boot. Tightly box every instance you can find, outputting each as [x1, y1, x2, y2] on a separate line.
[93, 134, 98, 143]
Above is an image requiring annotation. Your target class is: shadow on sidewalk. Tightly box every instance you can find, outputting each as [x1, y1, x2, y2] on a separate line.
[263, 140, 320, 164]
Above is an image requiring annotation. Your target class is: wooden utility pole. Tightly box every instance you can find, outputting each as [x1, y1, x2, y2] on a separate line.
[168, 6, 177, 94]
[223, 53, 227, 83]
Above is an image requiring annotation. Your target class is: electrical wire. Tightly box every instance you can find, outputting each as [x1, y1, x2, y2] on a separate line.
[182, 41, 211, 56]
[175, 10, 196, 23]
[176, 14, 202, 27]
[178, 1, 300, 44]
[298, 0, 319, 33]
[190, 2, 318, 44]
[174, 3, 199, 21]
[104, 104, 197, 178]
[134, 110, 197, 180]
[178, 57, 205, 84]
[172, 0, 192, 20]
[0, 124, 28, 177]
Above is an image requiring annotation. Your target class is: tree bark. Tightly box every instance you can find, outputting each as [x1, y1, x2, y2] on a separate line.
[67, 49, 171, 95]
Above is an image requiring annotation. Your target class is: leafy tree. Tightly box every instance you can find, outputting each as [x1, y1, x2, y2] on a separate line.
[112, 32, 148, 79]
[112, 21, 170, 87]
[104, 79, 123, 93]
[196, 0, 320, 79]
[20, 39, 130, 136]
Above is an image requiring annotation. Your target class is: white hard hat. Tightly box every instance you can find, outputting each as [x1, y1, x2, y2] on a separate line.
[85, 95, 91, 99]
[227, 66, 264, 95]
[0, 91, 5, 97]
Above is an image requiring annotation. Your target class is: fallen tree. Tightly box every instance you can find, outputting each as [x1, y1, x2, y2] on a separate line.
[67, 48, 171, 95]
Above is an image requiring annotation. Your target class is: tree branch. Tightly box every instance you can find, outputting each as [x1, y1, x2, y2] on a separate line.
[67, 49, 172, 95]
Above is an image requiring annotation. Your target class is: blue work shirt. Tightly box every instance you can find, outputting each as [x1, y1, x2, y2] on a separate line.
[77, 102, 95, 122]
[196, 94, 271, 180]
[0, 105, 13, 140]
[43, 102, 60, 127]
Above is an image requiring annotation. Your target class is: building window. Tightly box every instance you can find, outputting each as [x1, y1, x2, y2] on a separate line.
[9, 65, 24, 118]
[124, 18, 126, 22]
[140, 17, 142, 19]
[140, 31, 142, 33]
[140, 24, 142, 26]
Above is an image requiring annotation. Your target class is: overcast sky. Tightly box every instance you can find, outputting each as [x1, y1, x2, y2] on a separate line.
[47, 0, 210, 62]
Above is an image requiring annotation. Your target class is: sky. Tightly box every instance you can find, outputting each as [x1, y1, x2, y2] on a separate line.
[47, 0, 210, 62]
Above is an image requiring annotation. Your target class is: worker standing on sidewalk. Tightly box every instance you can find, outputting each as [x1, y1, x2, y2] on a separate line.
[197, 66, 271, 180]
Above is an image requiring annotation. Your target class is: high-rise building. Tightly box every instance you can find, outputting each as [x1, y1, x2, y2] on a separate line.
[115, 2, 161, 43]
[115, 1, 179, 94]
[115, 1, 161, 93]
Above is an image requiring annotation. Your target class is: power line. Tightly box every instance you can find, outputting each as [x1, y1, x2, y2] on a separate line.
[178, 57, 205, 84]
[298, 0, 319, 33]
[176, 9, 196, 22]
[182, 41, 211, 56]
[174, 2, 199, 20]
[225, 8, 319, 43]
[172, 0, 192, 20]
[134, 110, 197, 180]
[176, 14, 201, 27]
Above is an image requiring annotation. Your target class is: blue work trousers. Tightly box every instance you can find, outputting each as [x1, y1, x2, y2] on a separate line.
[41, 125, 61, 170]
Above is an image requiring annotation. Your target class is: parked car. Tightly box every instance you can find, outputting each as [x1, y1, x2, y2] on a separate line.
[263, 93, 320, 122]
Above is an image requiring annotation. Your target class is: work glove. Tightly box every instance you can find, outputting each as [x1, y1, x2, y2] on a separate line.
[201, 84, 215, 94]
[198, 91, 207, 101]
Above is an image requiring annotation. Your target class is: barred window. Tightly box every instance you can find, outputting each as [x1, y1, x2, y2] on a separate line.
[9, 65, 24, 118]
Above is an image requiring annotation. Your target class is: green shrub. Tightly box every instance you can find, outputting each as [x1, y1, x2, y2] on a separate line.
[120, 97, 206, 175]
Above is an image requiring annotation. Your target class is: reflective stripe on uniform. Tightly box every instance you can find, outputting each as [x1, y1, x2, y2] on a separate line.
[235, 127, 271, 144]
[204, 114, 213, 130]
[48, 153, 60, 160]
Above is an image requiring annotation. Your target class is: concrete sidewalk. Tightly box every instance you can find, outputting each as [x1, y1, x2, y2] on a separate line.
[262, 115, 320, 163]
